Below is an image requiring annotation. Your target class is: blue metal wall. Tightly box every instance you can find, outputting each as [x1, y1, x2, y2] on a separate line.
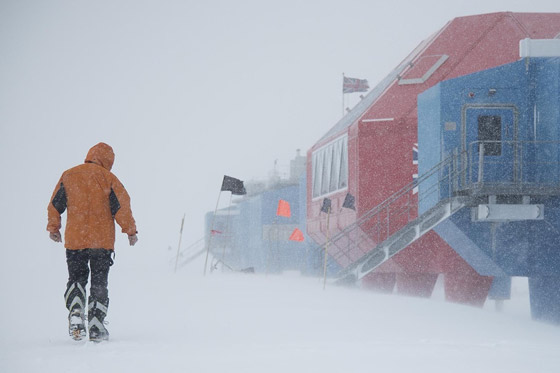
[418, 57, 560, 323]
[205, 174, 340, 277]
[206, 181, 319, 274]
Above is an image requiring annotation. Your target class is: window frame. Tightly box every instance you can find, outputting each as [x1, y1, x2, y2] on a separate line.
[477, 115, 502, 156]
[311, 135, 349, 199]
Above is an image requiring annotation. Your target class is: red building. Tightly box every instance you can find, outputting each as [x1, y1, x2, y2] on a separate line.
[307, 12, 560, 305]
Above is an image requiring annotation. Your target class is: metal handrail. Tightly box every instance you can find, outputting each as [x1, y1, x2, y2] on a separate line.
[322, 151, 459, 246]
[319, 140, 560, 270]
[463, 140, 560, 191]
[316, 149, 467, 265]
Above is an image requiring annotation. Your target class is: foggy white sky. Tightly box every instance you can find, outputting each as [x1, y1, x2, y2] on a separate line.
[1, 0, 558, 259]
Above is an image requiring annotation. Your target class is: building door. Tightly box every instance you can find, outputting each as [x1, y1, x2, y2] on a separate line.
[462, 105, 518, 185]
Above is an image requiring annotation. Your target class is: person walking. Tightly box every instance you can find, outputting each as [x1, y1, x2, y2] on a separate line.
[47, 142, 138, 342]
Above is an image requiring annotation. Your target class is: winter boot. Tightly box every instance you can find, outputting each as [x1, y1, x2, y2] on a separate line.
[64, 282, 87, 341]
[88, 297, 109, 342]
[68, 309, 86, 340]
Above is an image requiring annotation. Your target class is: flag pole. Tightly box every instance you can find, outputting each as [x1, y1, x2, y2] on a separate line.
[266, 216, 278, 276]
[323, 206, 331, 290]
[342, 72, 345, 117]
[275, 215, 281, 268]
[174, 213, 186, 273]
[221, 193, 233, 269]
[204, 189, 223, 276]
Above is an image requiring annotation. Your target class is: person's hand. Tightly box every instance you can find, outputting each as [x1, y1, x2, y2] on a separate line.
[128, 234, 138, 246]
[49, 231, 62, 242]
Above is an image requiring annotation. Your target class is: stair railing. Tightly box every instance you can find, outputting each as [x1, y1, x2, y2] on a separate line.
[321, 140, 560, 274]
[318, 147, 469, 268]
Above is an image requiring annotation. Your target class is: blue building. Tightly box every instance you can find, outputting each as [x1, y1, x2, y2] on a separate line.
[418, 39, 560, 323]
[205, 152, 326, 275]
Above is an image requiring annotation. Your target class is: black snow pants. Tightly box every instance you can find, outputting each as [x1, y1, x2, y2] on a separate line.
[64, 249, 114, 317]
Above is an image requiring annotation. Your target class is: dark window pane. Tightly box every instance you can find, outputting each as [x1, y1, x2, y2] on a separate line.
[478, 115, 501, 156]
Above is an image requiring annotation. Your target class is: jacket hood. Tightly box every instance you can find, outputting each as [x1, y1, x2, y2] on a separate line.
[85, 142, 115, 171]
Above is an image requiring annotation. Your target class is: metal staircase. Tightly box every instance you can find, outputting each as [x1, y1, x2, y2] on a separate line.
[334, 196, 469, 284]
[174, 237, 206, 270]
[323, 149, 470, 284]
[327, 140, 560, 285]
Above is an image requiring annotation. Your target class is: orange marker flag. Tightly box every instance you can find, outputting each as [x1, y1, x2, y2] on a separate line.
[289, 228, 304, 242]
[276, 199, 291, 218]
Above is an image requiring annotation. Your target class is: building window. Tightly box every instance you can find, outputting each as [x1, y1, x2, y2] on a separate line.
[312, 136, 348, 198]
[478, 115, 501, 156]
[398, 55, 448, 85]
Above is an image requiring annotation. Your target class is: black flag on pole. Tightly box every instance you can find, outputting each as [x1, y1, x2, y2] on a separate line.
[321, 198, 332, 213]
[342, 193, 356, 210]
[221, 175, 247, 195]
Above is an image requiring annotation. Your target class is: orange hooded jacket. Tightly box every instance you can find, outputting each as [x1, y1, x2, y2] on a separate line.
[47, 143, 137, 250]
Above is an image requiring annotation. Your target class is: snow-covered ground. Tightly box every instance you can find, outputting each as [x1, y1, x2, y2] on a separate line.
[1, 246, 559, 373]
